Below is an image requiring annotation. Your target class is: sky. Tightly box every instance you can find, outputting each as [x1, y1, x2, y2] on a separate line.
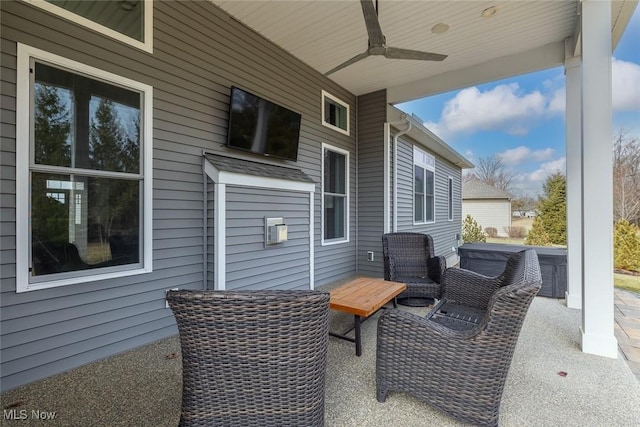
[398, 7, 640, 197]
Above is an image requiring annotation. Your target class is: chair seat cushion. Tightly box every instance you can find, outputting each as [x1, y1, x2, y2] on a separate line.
[427, 300, 484, 331]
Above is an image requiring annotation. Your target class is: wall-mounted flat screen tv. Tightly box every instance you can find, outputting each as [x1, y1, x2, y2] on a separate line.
[227, 87, 301, 161]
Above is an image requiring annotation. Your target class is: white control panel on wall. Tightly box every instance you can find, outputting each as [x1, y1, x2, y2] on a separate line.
[265, 217, 288, 246]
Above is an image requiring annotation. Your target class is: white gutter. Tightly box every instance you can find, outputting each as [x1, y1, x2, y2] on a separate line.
[384, 116, 411, 233]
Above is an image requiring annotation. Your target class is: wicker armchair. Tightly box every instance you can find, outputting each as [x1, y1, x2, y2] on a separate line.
[381, 232, 446, 305]
[166, 290, 330, 427]
[376, 249, 542, 427]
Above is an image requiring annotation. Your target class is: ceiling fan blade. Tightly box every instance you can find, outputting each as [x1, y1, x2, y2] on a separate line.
[384, 47, 447, 62]
[360, 0, 385, 46]
[325, 51, 370, 75]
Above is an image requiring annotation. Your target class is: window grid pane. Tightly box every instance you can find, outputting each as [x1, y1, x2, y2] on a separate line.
[34, 62, 141, 174]
[414, 165, 425, 222]
[425, 170, 435, 221]
[324, 195, 346, 240]
[323, 147, 347, 241]
[448, 178, 453, 220]
[414, 193, 424, 222]
[323, 94, 348, 132]
[31, 172, 140, 277]
[30, 59, 144, 280]
[46, 0, 144, 42]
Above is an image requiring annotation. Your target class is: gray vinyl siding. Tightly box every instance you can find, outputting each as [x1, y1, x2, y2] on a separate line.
[356, 90, 387, 277]
[396, 137, 463, 264]
[224, 187, 310, 291]
[0, 0, 355, 391]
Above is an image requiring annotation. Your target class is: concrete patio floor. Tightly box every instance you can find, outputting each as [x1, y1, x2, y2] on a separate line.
[1, 288, 639, 426]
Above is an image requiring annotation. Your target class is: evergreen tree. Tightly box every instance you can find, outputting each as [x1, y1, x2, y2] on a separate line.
[462, 214, 486, 243]
[89, 99, 139, 238]
[34, 84, 71, 166]
[32, 84, 72, 243]
[536, 172, 567, 245]
[90, 99, 127, 171]
[525, 216, 552, 246]
[614, 219, 640, 272]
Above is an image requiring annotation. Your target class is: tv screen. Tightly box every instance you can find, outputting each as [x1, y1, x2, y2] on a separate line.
[227, 87, 301, 161]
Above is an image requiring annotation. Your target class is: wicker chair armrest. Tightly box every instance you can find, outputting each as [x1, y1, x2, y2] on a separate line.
[426, 255, 446, 284]
[377, 307, 481, 344]
[441, 268, 501, 309]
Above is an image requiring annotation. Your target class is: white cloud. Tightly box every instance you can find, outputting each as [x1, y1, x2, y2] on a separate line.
[548, 87, 566, 114]
[499, 146, 555, 166]
[422, 83, 567, 138]
[464, 149, 475, 160]
[432, 84, 547, 137]
[528, 157, 566, 182]
[423, 58, 640, 138]
[532, 147, 555, 161]
[613, 58, 640, 111]
[500, 146, 531, 166]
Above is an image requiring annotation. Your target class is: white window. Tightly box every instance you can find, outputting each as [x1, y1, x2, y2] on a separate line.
[448, 177, 454, 221]
[16, 43, 153, 292]
[322, 144, 349, 245]
[413, 147, 435, 224]
[321, 91, 349, 135]
[24, 0, 153, 53]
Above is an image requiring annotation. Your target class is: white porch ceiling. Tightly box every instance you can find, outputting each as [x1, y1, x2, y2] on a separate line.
[212, 0, 636, 103]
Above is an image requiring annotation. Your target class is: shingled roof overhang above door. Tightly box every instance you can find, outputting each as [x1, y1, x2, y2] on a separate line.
[204, 152, 316, 192]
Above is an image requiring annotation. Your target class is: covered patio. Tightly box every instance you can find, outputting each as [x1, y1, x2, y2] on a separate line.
[1, 287, 638, 426]
[209, 0, 637, 359]
[1, 0, 638, 413]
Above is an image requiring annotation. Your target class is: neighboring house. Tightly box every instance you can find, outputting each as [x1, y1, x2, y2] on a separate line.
[513, 210, 536, 218]
[462, 180, 513, 237]
[0, 1, 473, 391]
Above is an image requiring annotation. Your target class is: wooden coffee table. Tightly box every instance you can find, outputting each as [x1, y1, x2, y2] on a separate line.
[329, 277, 407, 356]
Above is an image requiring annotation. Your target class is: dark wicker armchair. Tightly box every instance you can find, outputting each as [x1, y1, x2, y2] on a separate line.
[166, 290, 330, 427]
[376, 249, 542, 427]
[381, 232, 446, 305]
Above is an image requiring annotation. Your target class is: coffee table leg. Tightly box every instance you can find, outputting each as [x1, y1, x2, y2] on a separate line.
[354, 315, 362, 356]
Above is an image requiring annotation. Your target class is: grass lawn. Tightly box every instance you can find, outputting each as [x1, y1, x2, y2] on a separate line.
[485, 237, 528, 245]
[615, 273, 640, 294]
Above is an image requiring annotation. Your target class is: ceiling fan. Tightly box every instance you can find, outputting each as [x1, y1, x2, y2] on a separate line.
[325, 0, 447, 75]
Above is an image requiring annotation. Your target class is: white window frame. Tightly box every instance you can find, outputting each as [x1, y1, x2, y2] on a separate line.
[321, 90, 350, 136]
[16, 43, 153, 292]
[413, 146, 436, 225]
[321, 143, 349, 245]
[448, 176, 454, 221]
[23, 0, 153, 53]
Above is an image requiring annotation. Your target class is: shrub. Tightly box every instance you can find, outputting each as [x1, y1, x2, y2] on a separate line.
[525, 216, 552, 246]
[536, 173, 567, 245]
[462, 215, 486, 243]
[505, 226, 526, 239]
[485, 227, 498, 238]
[614, 219, 640, 272]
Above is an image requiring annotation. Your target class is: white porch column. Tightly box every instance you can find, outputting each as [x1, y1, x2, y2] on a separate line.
[580, 0, 617, 358]
[564, 56, 582, 310]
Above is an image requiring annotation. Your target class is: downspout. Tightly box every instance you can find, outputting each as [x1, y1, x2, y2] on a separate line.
[384, 116, 411, 233]
[202, 151, 208, 289]
[355, 96, 359, 275]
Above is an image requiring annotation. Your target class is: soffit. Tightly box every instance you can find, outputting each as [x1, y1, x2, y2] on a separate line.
[212, 1, 634, 102]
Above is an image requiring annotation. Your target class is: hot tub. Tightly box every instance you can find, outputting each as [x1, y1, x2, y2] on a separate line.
[457, 243, 567, 298]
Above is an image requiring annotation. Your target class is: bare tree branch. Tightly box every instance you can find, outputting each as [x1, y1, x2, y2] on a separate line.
[471, 155, 516, 193]
[613, 129, 640, 225]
